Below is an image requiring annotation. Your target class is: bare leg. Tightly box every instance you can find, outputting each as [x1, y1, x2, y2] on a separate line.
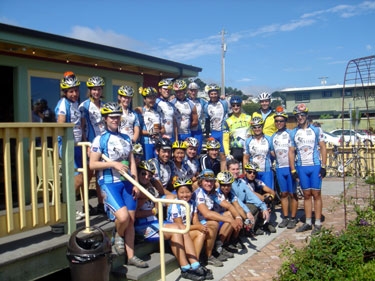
[312, 190, 322, 220]
[290, 193, 298, 218]
[280, 192, 289, 217]
[189, 230, 206, 258]
[303, 189, 313, 221]
[205, 221, 219, 257]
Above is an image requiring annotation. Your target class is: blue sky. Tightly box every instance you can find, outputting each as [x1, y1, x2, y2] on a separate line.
[1, 0, 374, 95]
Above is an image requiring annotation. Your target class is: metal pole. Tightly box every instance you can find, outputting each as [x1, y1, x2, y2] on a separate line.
[221, 29, 226, 97]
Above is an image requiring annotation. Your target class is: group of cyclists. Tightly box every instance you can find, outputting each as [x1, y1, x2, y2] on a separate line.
[55, 71, 327, 281]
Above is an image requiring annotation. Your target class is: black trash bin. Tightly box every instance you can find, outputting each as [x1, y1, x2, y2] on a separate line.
[67, 226, 112, 281]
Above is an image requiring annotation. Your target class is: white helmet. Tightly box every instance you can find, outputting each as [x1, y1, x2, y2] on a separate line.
[258, 92, 271, 101]
[188, 82, 199, 90]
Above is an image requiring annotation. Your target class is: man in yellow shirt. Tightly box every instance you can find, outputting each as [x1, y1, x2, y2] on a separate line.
[252, 92, 277, 136]
[223, 96, 252, 163]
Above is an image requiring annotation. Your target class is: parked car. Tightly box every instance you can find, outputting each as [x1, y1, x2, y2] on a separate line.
[322, 131, 342, 146]
[330, 129, 373, 145]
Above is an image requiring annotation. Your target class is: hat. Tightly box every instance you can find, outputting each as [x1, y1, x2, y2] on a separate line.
[188, 82, 199, 90]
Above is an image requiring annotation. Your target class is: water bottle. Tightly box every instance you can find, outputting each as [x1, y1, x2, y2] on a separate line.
[120, 160, 129, 181]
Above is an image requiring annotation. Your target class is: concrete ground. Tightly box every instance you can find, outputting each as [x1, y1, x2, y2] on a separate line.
[163, 177, 356, 281]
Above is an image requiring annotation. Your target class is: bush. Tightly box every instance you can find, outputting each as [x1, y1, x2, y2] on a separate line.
[275, 204, 375, 281]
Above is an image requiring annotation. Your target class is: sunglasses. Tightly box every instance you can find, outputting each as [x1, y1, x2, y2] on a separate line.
[252, 125, 262, 129]
[231, 104, 241, 108]
[140, 171, 152, 177]
[246, 170, 257, 175]
[275, 120, 285, 123]
[296, 113, 307, 117]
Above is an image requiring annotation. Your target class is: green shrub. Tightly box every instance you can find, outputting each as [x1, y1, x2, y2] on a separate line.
[275, 204, 375, 281]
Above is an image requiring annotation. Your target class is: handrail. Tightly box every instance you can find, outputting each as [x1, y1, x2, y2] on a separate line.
[79, 142, 191, 281]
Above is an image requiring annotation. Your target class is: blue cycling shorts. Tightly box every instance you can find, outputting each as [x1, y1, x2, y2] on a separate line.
[276, 167, 296, 193]
[296, 165, 322, 190]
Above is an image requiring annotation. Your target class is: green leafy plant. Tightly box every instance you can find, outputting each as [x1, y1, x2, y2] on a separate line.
[275, 204, 375, 281]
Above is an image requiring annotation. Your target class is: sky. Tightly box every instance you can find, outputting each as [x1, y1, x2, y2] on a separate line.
[1, 0, 375, 95]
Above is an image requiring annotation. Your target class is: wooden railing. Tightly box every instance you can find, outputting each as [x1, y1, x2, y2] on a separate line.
[0, 123, 76, 237]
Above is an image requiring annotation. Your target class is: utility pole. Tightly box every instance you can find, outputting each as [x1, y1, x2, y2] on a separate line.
[221, 29, 227, 97]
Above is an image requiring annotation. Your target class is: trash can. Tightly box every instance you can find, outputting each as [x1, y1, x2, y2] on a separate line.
[67, 226, 112, 281]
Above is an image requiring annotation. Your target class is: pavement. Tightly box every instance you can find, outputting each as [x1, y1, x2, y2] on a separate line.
[163, 177, 362, 281]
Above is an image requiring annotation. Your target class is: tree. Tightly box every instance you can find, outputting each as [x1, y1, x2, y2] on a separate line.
[242, 102, 259, 115]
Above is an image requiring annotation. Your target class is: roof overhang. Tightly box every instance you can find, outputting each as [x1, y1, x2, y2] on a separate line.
[0, 23, 202, 78]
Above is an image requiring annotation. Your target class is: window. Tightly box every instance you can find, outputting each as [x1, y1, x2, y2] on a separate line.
[344, 90, 352, 96]
[322, 91, 332, 98]
[295, 92, 310, 103]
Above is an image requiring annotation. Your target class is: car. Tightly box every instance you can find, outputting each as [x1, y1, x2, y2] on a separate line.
[330, 129, 373, 145]
[322, 131, 343, 146]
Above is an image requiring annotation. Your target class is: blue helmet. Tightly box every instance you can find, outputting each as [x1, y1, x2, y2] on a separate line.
[230, 96, 242, 105]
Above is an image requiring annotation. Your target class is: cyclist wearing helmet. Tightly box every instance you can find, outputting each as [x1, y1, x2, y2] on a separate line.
[243, 117, 274, 189]
[184, 137, 201, 185]
[223, 96, 252, 163]
[55, 71, 84, 220]
[200, 137, 221, 176]
[118, 85, 141, 143]
[166, 176, 213, 280]
[149, 137, 176, 191]
[79, 76, 106, 215]
[227, 159, 271, 236]
[187, 82, 207, 154]
[270, 106, 298, 229]
[155, 79, 178, 142]
[289, 103, 327, 235]
[171, 80, 198, 141]
[215, 171, 246, 252]
[89, 102, 148, 268]
[252, 92, 277, 136]
[193, 169, 241, 266]
[203, 83, 229, 171]
[171, 140, 193, 180]
[135, 87, 164, 160]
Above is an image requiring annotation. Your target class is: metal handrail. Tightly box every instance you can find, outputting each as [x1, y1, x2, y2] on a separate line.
[77, 142, 191, 281]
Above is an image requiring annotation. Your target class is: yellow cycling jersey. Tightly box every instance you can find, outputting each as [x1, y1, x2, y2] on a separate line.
[252, 110, 277, 137]
[223, 113, 252, 155]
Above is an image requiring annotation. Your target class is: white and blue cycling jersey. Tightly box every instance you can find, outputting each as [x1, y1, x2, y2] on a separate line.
[170, 98, 195, 135]
[213, 187, 238, 213]
[270, 129, 292, 168]
[290, 125, 323, 166]
[119, 108, 140, 141]
[155, 97, 176, 140]
[91, 130, 132, 184]
[173, 162, 193, 179]
[188, 97, 207, 132]
[194, 187, 218, 221]
[204, 100, 229, 132]
[55, 97, 82, 143]
[167, 199, 197, 224]
[149, 158, 175, 188]
[79, 98, 105, 142]
[184, 156, 200, 177]
[139, 106, 162, 145]
[244, 135, 273, 172]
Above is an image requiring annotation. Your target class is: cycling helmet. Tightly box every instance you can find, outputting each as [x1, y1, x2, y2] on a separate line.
[158, 79, 172, 89]
[244, 162, 259, 172]
[274, 106, 288, 119]
[188, 82, 199, 90]
[118, 85, 134, 97]
[198, 169, 216, 180]
[86, 76, 105, 88]
[185, 137, 199, 148]
[204, 84, 220, 94]
[133, 143, 144, 155]
[155, 137, 172, 150]
[139, 87, 158, 97]
[60, 71, 80, 90]
[172, 140, 188, 150]
[138, 160, 156, 175]
[293, 103, 309, 115]
[205, 137, 221, 150]
[100, 102, 122, 117]
[217, 171, 235, 185]
[230, 96, 242, 105]
[258, 92, 271, 101]
[251, 117, 264, 127]
[173, 80, 187, 91]
[173, 176, 193, 189]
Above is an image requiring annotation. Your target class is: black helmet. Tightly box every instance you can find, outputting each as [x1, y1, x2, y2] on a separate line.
[155, 137, 172, 150]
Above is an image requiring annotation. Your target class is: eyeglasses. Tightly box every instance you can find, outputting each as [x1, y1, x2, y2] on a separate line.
[296, 113, 307, 117]
[275, 120, 285, 123]
[231, 104, 241, 108]
[246, 170, 257, 175]
[221, 184, 231, 187]
[252, 125, 262, 129]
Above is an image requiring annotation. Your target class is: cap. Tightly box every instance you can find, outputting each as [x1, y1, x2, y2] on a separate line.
[188, 82, 199, 90]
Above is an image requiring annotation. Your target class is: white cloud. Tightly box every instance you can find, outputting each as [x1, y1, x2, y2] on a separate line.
[67, 26, 146, 52]
[366, 44, 373, 50]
